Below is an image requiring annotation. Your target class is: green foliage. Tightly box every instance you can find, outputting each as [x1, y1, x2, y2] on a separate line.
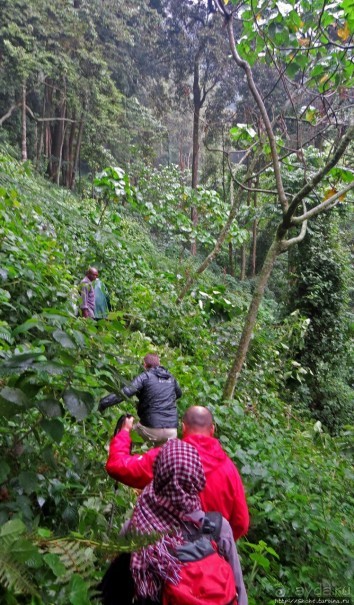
[0, 154, 353, 604]
[134, 164, 248, 252]
[94, 166, 135, 206]
[234, 0, 354, 92]
[0, 518, 159, 604]
[215, 406, 354, 604]
[287, 212, 353, 432]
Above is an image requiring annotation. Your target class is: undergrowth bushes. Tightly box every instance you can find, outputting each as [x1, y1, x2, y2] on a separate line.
[0, 156, 353, 604]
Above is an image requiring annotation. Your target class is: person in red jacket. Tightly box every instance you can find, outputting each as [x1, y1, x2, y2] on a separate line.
[105, 405, 249, 541]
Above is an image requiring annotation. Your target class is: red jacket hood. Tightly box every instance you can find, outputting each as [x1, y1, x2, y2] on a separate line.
[183, 434, 227, 475]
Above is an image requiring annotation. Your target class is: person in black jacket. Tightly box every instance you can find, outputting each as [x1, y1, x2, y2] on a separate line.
[99, 353, 181, 444]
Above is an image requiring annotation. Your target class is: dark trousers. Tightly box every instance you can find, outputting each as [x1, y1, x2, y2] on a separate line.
[98, 553, 160, 605]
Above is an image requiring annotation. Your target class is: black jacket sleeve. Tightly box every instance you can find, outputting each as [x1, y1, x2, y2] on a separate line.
[122, 372, 148, 398]
[175, 380, 182, 400]
[98, 393, 124, 412]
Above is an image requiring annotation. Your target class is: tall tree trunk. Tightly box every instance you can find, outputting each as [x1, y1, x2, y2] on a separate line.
[65, 111, 76, 188]
[70, 109, 85, 189]
[251, 218, 258, 277]
[223, 238, 282, 400]
[51, 83, 66, 184]
[228, 242, 235, 277]
[45, 81, 53, 174]
[241, 177, 252, 279]
[21, 82, 27, 161]
[56, 121, 67, 186]
[37, 88, 46, 164]
[191, 53, 202, 256]
[251, 185, 258, 277]
[240, 245, 246, 280]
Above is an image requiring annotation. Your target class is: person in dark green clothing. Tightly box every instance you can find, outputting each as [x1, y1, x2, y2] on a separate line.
[94, 278, 111, 319]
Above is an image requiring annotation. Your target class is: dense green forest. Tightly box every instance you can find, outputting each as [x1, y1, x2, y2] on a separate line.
[0, 0, 353, 604]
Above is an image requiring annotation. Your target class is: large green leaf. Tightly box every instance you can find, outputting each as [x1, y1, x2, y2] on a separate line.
[40, 418, 64, 443]
[63, 389, 94, 420]
[0, 518, 26, 537]
[37, 398, 62, 418]
[0, 352, 43, 376]
[0, 386, 32, 417]
[53, 329, 76, 349]
[13, 318, 42, 336]
[33, 361, 65, 375]
[18, 471, 39, 494]
[68, 574, 91, 605]
[43, 553, 67, 578]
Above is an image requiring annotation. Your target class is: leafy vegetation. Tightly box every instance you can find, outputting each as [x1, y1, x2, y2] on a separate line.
[0, 155, 353, 603]
[1, 0, 353, 602]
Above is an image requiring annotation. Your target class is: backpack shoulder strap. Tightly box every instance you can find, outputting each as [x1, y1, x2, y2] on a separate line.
[202, 512, 223, 542]
[181, 511, 223, 542]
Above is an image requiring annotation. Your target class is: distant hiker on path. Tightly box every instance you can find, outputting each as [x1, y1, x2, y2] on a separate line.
[94, 277, 111, 319]
[105, 405, 249, 540]
[80, 267, 98, 318]
[99, 353, 181, 444]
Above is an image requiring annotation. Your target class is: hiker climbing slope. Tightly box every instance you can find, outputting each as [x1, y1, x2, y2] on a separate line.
[79, 267, 98, 318]
[105, 406, 249, 540]
[99, 353, 181, 444]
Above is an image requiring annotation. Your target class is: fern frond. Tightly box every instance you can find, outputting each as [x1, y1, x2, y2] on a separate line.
[0, 329, 13, 344]
[66, 532, 161, 554]
[0, 537, 39, 596]
[41, 539, 95, 583]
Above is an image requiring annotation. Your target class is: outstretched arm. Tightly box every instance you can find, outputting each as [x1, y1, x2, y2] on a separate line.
[98, 393, 124, 412]
[105, 420, 159, 489]
[122, 372, 147, 398]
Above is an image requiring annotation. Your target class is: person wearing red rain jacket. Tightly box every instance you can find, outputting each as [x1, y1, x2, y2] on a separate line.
[105, 405, 249, 541]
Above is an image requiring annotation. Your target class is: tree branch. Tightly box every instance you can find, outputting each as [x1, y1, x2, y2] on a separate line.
[26, 105, 78, 123]
[231, 175, 281, 196]
[281, 217, 308, 251]
[281, 124, 354, 230]
[0, 103, 21, 126]
[291, 181, 354, 224]
[224, 12, 289, 212]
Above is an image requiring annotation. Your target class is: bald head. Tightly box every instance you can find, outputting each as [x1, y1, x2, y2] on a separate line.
[86, 267, 98, 281]
[182, 406, 214, 437]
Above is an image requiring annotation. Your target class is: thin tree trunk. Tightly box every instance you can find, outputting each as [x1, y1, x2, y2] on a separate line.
[56, 121, 67, 186]
[51, 83, 66, 184]
[65, 111, 76, 188]
[21, 82, 27, 161]
[45, 81, 53, 173]
[178, 179, 240, 302]
[251, 183, 258, 277]
[37, 88, 46, 164]
[240, 245, 246, 280]
[228, 242, 235, 277]
[223, 238, 282, 400]
[251, 217, 258, 277]
[34, 123, 38, 162]
[71, 110, 85, 189]
[191, 53, 202, 256]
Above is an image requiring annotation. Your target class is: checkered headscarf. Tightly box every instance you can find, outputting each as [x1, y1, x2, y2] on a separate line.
[129, 439, 206, 600]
